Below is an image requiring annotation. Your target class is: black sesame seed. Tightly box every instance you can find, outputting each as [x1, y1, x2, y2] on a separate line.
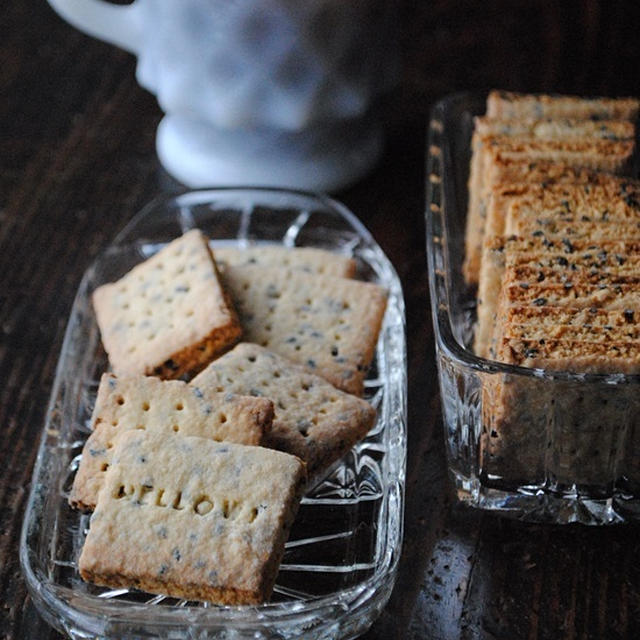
[562, 238, 574, 253]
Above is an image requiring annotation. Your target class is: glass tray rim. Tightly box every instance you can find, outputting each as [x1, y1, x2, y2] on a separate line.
[426, 91, 640, 386]
[20, 187, 407, 637]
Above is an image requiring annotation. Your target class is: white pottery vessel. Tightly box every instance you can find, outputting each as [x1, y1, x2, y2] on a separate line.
[48, 0, 397, 191]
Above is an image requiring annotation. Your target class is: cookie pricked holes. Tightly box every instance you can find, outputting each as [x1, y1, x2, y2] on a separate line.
[298, 424, 310, 437]
[116, 395, 125, 406]
[100, 463, 109, 472]
[142, 401, 150, 411]
[218, 413, 227, 424]
[175, 402, 184, 411]
[172, 424, 180, 432]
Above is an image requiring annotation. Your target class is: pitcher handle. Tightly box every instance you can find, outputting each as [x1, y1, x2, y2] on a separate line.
[47, 0, 142, 55]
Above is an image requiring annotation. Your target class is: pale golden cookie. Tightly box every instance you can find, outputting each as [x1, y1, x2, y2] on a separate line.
[214, 245, 357, 278]
[93, 229, 241, 379]
[79, 431, 306, 605]
[192, 343, 376, 478]
[221, 265, 387, 395]
[70, 373, 273, 511]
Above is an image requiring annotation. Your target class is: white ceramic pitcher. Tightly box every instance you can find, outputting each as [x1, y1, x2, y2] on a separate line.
[48, 0, 397, 191]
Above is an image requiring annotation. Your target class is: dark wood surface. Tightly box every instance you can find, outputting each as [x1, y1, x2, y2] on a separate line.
[2, 1, 640, 638]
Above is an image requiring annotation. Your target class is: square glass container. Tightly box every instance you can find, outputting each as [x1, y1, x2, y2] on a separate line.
[426, 93, 640, 525]
[20, 188, 407, 638]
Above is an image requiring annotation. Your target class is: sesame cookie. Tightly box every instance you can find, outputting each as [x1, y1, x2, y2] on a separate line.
[92, 229, 241, 379]
[70, 373, 273, 511]
[214, 245, 357, 278]
[192, 343, 377, 479]
[221, 266, 387, 395]
[486, 90, 640, 120]
[78, 431, 306, 605]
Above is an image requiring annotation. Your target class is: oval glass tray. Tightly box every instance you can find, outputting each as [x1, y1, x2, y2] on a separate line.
[20, 188, 407, 639]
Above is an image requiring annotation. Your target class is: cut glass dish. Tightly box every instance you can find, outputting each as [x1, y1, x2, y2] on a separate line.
[426, 93, 640, 525]
[21, 188, 407, 638]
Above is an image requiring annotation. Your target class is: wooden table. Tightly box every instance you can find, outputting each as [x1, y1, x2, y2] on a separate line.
[2, 2, 639, 638]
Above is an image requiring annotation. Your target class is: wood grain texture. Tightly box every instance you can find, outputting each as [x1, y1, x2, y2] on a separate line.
[1, 1, 640, 638]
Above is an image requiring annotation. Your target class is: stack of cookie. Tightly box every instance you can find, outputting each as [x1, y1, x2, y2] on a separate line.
[464, 90, 640, 485]
[71, 229, 387, 604]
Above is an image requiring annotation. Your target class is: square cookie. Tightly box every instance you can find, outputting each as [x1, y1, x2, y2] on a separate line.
[78, 431, 306, 605]
[213, 245, 357, 278]
[221, 265, 387, 395]
[192, 343, 377, 478]
[93, 229, 241, 379]
[70, 373, 274, 511]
